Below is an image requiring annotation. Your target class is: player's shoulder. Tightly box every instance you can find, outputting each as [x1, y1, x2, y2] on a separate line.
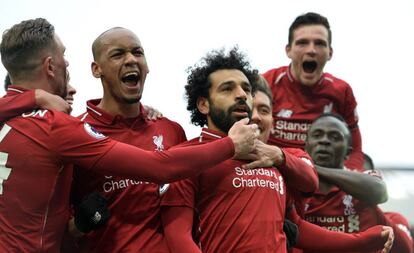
[172, 136, 202, 148]
[153, 116, 184, 130]
[5, 110, 81, 144]
[262, 66, 288, 84]
[322, 72, 353, 90]
[8, 109, 75, 126]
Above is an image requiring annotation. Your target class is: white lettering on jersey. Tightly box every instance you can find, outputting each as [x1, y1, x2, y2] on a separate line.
[22, 109, 48, 118]
[305, 215, 347, 232]
[83, 123, 106, 139]
[276, 109, 293, 118]
[232, 166, 284, 194]
[273, 120, 311, 142]
[102, 178, 151, 193]
[153, 135, 164, 151]
[0, 124, 12, 195]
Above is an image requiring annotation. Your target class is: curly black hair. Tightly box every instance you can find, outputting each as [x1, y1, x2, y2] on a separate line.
[185, 46, 258, 126]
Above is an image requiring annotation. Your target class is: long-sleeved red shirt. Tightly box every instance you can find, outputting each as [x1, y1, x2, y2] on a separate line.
[263, 66, 363, 171]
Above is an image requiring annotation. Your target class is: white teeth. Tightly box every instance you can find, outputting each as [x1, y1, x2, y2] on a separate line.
[123, 71, 139, 78]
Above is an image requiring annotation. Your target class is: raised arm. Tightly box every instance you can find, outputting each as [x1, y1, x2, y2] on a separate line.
[94, 137, 235, 183]
[242, 142, 318, 193]
[344, 126, 364, 170]
[316, 166, 388, 204]
[0, 89, 70, 122]
[90, 119, 258, 183]
[288, 208, 393, 252]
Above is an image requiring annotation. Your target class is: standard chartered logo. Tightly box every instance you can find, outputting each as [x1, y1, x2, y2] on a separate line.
[232, 167, 284, 194]
[272, 120, 311, 142]
[103, 175, 151, 193]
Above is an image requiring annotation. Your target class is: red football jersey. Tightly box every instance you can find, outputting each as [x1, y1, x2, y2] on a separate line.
[0, 88, 237, 252]
[262, 66, 363, 170]
[71, 99, 187, 253]
[161, 128, 288, 253]
[302, 171, 387, 253]
[0, 98, 116, 252]
[384, 212, 413, 253]
[0, 88, 36, 122]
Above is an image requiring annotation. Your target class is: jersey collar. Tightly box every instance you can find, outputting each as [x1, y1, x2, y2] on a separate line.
[6, 85, 27, 95]
[85, 99, 148, 125]
[199, 128, 227, 142]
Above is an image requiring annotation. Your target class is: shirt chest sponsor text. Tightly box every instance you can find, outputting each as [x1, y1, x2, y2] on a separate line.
[103, 175, 154, 193]
[272, 120, 311, 142]
[306, 214, 360, 233]
[232, 167, 284, 194]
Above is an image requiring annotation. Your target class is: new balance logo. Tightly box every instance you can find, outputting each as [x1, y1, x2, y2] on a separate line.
[276, 109, 293, 118]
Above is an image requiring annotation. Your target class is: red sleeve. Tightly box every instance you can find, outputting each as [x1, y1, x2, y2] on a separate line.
[288, 208, 388, 252]
[262, 69, 277, 87]
[51, 113, 235, 183]
[390, 223, 414, 253]
[280, 148, 318, 193]
[0, 90, 37, 122]
[344, 127, 364, 171]
[383, 212, 413, 253]
[161, 206, 201, 253]
[95, 137, 234, 184]
[342, 84, 364, 171]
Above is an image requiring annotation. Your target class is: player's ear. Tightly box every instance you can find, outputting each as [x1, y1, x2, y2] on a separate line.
[43, 56, 55, 77]
[91, 61, 102, 78]
[345, 144, 353, 160]
[328, 47, 333, 61]
[197, 96, 209, 115]
[285, 44, 293, 59]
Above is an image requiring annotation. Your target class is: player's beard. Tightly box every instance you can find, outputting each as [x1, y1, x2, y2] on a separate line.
[209, 99, 252, 134]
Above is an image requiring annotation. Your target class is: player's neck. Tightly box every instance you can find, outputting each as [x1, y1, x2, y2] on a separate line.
[206, 119, 227, 136]
[97, 97, 141, 118]
[13, 78, 52, 93]
[318, 179, 333, 194]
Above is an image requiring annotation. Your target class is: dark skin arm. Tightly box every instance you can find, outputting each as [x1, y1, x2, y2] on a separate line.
[316, 165, 388, 204]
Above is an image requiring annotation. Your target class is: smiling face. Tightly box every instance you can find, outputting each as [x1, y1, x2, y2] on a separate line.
[305, 116, 351, 168]
[251, 91, 272, 142]
[198, 69, 253, 134]
[92, 28, 149, 105]
[286, 24, 332, 86]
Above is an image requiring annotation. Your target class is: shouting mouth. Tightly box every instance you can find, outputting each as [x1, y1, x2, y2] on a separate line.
[302, 60, 318, 74]
[231, 103, 250, 118]
[121, 71, 140, 87]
